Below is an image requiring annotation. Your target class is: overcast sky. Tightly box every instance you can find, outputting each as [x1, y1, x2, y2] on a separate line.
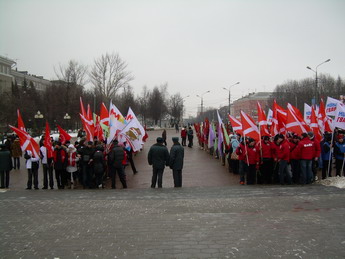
[1, 0, 344, 117]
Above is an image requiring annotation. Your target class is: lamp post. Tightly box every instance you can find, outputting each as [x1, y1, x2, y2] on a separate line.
[64, 113, 71, 130]
[180, 95, 190, 126]
[196, 91, 210, 117]
[223, 82, 240, 116]
[306, 59, 331, 105]
[34, 110, 44, 135]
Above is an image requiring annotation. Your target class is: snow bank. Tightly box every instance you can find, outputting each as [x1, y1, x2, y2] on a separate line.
[319, 176, 345, 189]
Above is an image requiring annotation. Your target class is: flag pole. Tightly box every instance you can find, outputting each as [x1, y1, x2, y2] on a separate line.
[327, 129, 335, 178]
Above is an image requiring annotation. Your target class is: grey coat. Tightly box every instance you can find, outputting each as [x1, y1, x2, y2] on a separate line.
[169, 143, 184, 170]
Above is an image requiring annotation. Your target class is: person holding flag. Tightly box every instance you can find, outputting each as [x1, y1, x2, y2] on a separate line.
[40, 140, 54, 190]
[334, 134, 345, 177]
[25, 149, 40, 190]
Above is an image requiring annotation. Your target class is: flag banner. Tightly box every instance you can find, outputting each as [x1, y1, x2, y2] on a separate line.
[126, 107, 147, 142]
[310, 107, 322, 141]
[319, 98, 333, 133]
[9, 125, 40, 158]
[240, 111, 259, 141]
[79, 113, 94, 141]
[217, 110, 224, 155]
[208, 122, 215, 147]
[304, 103, 312, 124]
[326, 96, 344, 117]
[333, 103, 345, 130]
[267, 109, 273, 125]
[286, 104, 308, 135]
[107, 101, 127, 145]
[17, 109, 26, 132]
[100, 102, 109, 126]
[119, 118, 146, 152]
[228, 114, 243, 135]
[257, 102, 270, 136]
[56, 125, 72, 144]
[44, 121, 54, 158]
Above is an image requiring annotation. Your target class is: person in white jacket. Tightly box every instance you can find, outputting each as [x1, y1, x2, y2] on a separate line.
[25, 150, 40, 190]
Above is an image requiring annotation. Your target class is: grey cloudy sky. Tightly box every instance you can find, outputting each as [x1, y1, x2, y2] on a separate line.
[1, 0, 344, 117]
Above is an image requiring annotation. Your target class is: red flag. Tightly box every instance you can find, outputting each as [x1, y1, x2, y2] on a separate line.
[44, 121, 54, 158]
[79, 113, 94, 141]
[56, 124, 72, 144]
[94, 116, 104, 142]
[274, 100, 287, 123]
[286, 104, 308, 135]
[310, 107, 322, 141]
[100, 102, 109, 126]
[9, 125, 40, 158]
[240, 111, 259, 141]
[319, 99, 333, 133]
[17, 109, 26, 132]
[228, 114, 243, 135]
[257, 102, 270, 136]
[80, 97, 87, 117]
[287, 103, 311, 132]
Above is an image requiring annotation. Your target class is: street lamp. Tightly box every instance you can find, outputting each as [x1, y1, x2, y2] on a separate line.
[180, 95, 190, 125]
[223, 82, 240, 116]
[63, 113, 71, 130]
[196, 90, 210, 116]
[34, 110, 44, 135]
[306, 59, 331, 105]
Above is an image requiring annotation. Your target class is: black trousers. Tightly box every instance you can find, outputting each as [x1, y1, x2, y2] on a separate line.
[0, 170, 10, 188]
[151, 168, 164, 188]
[335, 159, 345, 176]
[290, 159, 300, 184]
[182, 137, 187, 146]
[322, 160, 332, 179]
[13, 157, 20, 169]
[127, 152, 137, 174]
[43, 164, 54, 188]
[27, 168, 38, 189]
[247, 164, 256, 185]
[55, 169, 66, 189]
[111, 166, 127, 189]
[173, 170, 182, 187]
[260, 158, 273, 184]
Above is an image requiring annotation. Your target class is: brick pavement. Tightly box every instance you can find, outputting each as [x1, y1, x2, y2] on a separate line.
[0, 185, 345, 258]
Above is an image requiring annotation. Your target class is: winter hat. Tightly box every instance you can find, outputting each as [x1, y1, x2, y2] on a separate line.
[172, 137, 179, 143]
[156, 137, 164, 143]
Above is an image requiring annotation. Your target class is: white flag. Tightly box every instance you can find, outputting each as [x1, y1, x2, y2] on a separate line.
[326, 97, 344, 117]
[120, 118, 145, 152]
[304, 103, 312, 124]
[332, 103, 345, 130]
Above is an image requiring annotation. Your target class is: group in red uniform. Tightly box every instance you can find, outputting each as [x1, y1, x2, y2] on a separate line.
[235, 131, 324, 185]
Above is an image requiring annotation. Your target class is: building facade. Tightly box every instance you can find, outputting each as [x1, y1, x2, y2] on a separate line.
[231, 92, 273, 119]
[0, 55, 16, 95]
[11, 69, 52, 92]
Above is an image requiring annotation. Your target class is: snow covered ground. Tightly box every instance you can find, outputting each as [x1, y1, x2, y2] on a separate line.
[319, 176, 345, 189]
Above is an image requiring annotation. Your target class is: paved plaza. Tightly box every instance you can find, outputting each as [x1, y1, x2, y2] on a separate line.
[1, 129, 345, 258]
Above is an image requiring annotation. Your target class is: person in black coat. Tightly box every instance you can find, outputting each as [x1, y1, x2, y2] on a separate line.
[93, 145, 105, 188]
[108, 140, 127, 189]
[148, 137, 170, 188]
[0, 144, 13, 188]
[169, 137, 184, 187]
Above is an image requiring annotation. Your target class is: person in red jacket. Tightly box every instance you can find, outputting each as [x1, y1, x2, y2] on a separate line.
[257, 135, 275, 184]
[308, 132, 321, 181]
[180, 127, 187, 146]
[236, 138, 248, 185]
[276, 134, 291, 185]
[245, 138, 259, 184]
[296, 133, 316, 184]
[289, 134, 300, 184]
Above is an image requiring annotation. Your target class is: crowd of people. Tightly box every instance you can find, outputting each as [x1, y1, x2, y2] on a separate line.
[0, 133, 185, 190]
[196, 127, 345, 185]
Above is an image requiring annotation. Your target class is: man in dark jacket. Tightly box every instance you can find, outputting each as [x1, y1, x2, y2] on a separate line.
[148, 137, 170, 188]
[0, 144, 13, 188]
[78, 141, 95, 189]
[108, 140, 127, 189]
[53, 141, 68, 189]
[169, 137, 184, 187]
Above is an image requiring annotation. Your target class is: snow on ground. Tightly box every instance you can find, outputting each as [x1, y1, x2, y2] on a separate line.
[319, 176, 345, 189]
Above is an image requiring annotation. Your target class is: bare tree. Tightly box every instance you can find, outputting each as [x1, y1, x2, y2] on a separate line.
[137, 86, 151, 125]
[168, 93, 184, 123]
[148, 85, 168, 125]
[54, 60, 88, 86]
[90, 52, 133, 99]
